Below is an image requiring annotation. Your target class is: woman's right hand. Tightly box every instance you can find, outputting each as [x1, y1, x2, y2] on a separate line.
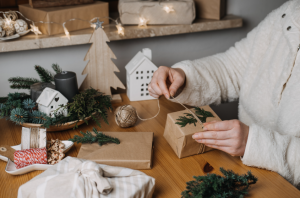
[148, 66, 186, 99]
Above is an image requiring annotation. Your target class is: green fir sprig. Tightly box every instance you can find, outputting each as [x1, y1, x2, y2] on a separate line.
[182, 168, 258, 198]
[8, 64, 62, 91]
[57, 87, 112, 128]
[69, 128, 120, 146]
[176, 107, 214, 127]
[52, 63, 62, 74]
[35, 65, 54, 83]
[8, 77, 40, 90]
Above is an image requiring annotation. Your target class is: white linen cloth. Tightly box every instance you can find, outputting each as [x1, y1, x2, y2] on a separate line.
[17, 157, 155, 198]
[171, 0, 300, 188]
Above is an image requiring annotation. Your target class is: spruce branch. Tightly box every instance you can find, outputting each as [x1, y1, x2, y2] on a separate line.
[29, 110, 47, 124]
[8, 77, 40, 90]
[182, 168, 258, 198]
[22, 98, 36, 109]
[10, 108, 29, 124]
[176, 107, 214, 127]
[35, 65, 54, 83]
[52, 63, 62, 74]
[69, 127, 120, 146]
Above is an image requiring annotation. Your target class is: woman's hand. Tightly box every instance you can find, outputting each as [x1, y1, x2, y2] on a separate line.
[148, 66, 186, 99]
[192, 120, 249, 156]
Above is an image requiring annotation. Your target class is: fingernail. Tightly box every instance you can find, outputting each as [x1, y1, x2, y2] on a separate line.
[170, 91, 174, 97]
[165, 94, 169, 99]
[203, 126, 207, 131]
[192, 134, 197, 139]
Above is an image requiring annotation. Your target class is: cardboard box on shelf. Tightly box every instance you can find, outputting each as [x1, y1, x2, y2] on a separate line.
[19, 2, 108, 35]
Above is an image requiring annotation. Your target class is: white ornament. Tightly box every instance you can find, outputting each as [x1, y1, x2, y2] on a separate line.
[14, 19, 28, 33]
[125, 48, 158, 101]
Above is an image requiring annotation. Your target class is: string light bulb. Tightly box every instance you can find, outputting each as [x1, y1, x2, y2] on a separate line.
[30, 24, 42, 35]
[4, 17, 12, 27]
[63, 27, 70, 40]
[163, 5, 175, 13]
[116, 23, 125, 36]
[138, 17, 148, 27]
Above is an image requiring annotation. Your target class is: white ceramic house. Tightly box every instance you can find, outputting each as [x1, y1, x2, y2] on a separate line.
[36, 87, 68, 117]
[125, 48, 158, 101]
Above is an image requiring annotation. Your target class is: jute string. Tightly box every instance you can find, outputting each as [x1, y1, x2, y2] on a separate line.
[136, 98, 161, 121]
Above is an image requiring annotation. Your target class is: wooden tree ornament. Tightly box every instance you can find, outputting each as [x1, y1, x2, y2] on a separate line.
[80, 21, 125, 102]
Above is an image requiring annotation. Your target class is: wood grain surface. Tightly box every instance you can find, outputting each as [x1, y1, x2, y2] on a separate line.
[0, 93, 299, 198]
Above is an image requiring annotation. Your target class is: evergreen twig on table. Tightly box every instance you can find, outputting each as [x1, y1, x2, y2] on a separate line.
[182, 168, 258, 198]
[35, 65, 54, 83]
[8, 77, 40, 89]
[176, 107, 214, 127]
[52, 63, 62, 74]
[69, 127, 120, 146]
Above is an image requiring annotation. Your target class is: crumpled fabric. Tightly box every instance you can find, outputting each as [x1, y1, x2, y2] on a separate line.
[18, 157, 155, 198]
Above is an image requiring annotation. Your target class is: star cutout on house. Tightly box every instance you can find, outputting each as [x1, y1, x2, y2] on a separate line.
[92, 19, 104, 30]
[30, 24, 42, 35]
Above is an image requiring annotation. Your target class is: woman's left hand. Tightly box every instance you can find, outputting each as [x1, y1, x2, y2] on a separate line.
[192, 120, 249, 156]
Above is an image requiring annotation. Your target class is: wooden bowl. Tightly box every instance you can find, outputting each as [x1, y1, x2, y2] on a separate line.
[21, 117, 91, 132]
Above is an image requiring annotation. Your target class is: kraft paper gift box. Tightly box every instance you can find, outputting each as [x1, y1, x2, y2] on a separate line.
[119, 0, 195, 25]
[77, 132, 153, 170]
[19, 2, 109, 36]
[194, 0, 226, 20]
[164, 106, 221, 159]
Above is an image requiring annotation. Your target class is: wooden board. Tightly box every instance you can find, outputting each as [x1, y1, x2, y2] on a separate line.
[1, 94, 299, 198]
[80, 27, 125, 96]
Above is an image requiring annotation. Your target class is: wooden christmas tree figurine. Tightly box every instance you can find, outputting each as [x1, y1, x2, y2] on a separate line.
[80, 20, 125, 101]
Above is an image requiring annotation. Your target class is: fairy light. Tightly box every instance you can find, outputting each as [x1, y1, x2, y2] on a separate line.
[30, 24, 42, 35]
[63, 27, 70, 40]
[163, 5, 175, 13]
[4, 17, 12, 27]
[91, 24, 96, 29]
[116, 23, 125, 36]
[138, 17, 148, 27]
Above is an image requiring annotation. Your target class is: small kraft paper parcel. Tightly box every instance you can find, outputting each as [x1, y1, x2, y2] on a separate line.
[164, 105, 221, 159]
[77, 132, 153, 170]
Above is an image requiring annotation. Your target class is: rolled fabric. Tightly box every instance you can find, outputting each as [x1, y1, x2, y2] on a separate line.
[14, 148, 47, 169]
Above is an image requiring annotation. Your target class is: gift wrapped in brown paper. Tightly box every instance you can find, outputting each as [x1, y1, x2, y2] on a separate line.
[194, 0, 226, 20]
[19, 2, 109, 36]
[119, 0, 195, 25]
[164, 106, 221, 159]
[77, 132, 153, 170]
[29, 0, 94, 8]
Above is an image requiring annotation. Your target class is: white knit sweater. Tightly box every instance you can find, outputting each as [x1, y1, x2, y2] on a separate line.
[172, 0, 300, 187]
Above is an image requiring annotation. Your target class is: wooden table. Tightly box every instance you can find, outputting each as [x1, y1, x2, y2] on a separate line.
[0, 94, 299, 198]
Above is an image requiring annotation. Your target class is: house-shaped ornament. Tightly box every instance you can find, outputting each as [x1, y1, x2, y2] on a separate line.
[36, 87, 68, 117]
[125, 48, 158, 101]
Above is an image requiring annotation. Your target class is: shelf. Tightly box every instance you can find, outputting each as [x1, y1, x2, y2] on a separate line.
[0, 15, 242, 53]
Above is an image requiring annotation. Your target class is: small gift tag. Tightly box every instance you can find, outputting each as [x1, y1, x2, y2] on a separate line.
[0, 145, 15, 162]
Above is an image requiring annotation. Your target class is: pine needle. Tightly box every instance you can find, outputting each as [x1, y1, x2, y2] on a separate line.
[176, 107, 214, 127]
[69, 128, 120, 146]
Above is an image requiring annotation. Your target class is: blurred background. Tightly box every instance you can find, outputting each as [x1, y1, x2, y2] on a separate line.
[0, 0, 287, 120]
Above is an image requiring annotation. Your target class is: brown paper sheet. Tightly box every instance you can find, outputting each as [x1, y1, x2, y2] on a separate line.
[77, 132, 154, 170]
[19, 2, 109, 35]
[164, 106, 221, 158]
[0, 145, 15, 162]
[194, 0, 226, 20]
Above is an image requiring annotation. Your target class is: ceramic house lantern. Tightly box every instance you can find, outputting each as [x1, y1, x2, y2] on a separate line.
[125, 48, 158, 101]
[36, 87, 68, 117]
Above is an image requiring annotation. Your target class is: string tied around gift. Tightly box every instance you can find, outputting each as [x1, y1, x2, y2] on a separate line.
[170, 95, 206, 154]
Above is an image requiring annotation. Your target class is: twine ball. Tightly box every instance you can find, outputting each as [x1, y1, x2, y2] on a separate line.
[114, 105, 138, 128]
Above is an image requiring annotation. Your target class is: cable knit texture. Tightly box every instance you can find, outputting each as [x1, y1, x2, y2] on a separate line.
[171, 0, 300, 188]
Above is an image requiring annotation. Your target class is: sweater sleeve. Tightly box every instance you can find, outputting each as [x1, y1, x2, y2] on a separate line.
[242, 124, 300, 187]
[170, 3, 285, 107]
